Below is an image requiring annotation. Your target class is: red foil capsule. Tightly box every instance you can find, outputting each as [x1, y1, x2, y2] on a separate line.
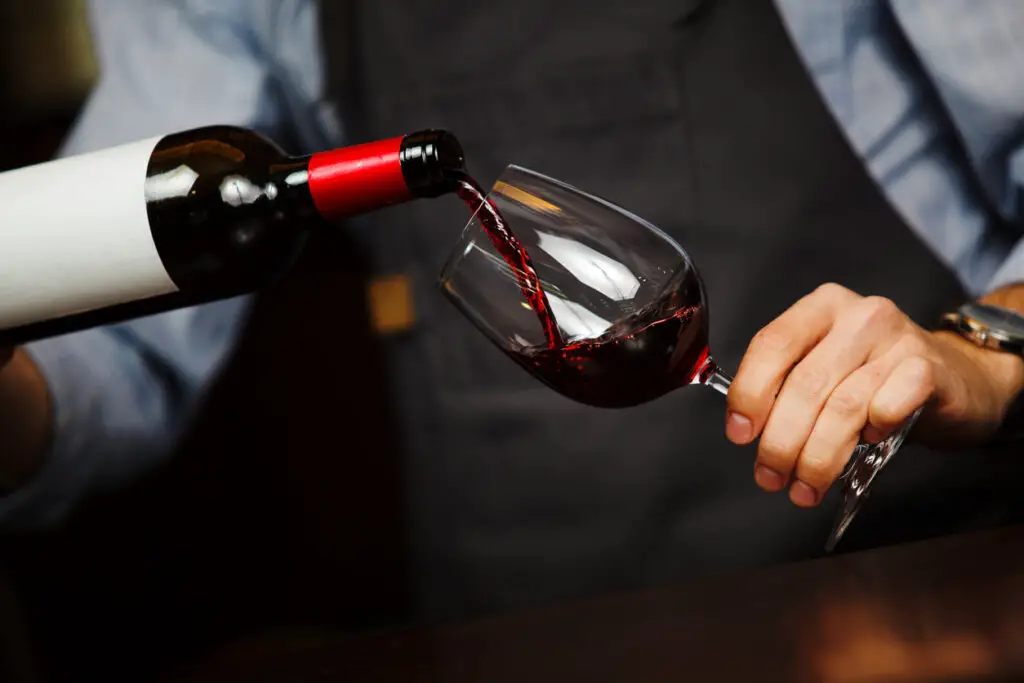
[307, 137, 412, 220]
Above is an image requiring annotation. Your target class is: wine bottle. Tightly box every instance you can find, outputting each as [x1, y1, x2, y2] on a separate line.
[0, 125, 465, 345]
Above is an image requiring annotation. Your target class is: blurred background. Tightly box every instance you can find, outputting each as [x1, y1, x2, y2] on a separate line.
[0, 2, 414, 682]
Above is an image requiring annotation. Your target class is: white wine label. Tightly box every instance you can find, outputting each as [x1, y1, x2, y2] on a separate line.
[0, 136, 178, 329]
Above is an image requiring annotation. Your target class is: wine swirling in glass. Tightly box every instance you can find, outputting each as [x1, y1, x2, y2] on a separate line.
[453, 173, 710, 407]
[508, 271, 709, 408]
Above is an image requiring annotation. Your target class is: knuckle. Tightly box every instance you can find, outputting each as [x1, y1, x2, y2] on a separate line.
[859, 295, 902, 326]
[827, 385, 867, 418]
[796, 452, 835, 485]
[750, 325, 792, 355]
[897, 331, 929, 357]
[724, 384, 751, 410]
[758, 435, 796, 471]
[904, 356, 935, 391]
[814, 282, 853, 302]
[868, 388, 897, 421]
[787, 363, 831, 399]
[870, 401, 902, 426]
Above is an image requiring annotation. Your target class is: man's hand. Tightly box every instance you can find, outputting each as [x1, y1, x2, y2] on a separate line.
[0, 347, 52, 493]
[725, 283, 1024, 508]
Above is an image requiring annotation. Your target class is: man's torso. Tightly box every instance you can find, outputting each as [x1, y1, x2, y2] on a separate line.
[314, 0, 1024, 622]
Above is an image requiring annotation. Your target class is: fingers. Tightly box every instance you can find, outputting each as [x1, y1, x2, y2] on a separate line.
[727, 283, 856, 443]
[780, 351, 933, 508]
[730, 285, 936, 509]
[789, 361, 890, 504]
[752, 296, 904, 492]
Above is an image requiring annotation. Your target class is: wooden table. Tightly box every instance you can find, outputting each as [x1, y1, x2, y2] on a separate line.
[171, 527, 1024, 683]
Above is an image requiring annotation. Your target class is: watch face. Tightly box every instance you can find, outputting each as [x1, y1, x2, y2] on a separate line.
[963, 303, 1024, 337]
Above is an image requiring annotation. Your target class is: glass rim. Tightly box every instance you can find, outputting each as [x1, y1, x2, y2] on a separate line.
[437, 163, 688, 291]
[438, 164, 545, 291]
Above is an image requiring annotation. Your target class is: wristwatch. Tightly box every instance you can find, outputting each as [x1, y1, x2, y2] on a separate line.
[941, 302, 1024, 441]
[940, 302, 1024, 357]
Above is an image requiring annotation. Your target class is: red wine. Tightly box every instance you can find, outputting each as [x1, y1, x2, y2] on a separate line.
[0, 126, 465, 344]
[453, 173, 708, 407]
[455, 175, 564, 348]
[507, 277, 709, 408]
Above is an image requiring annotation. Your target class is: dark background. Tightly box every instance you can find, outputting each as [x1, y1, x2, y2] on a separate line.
[0, 3, 413, 681]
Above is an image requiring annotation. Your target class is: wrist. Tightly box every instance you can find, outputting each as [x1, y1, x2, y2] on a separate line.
[932, 328, 1024, 415]
[932, 285, 1024, 414]
[974, 286, 1024, 408]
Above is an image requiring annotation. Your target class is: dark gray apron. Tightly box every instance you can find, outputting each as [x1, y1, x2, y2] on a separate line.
[320, 0, 1024, 623]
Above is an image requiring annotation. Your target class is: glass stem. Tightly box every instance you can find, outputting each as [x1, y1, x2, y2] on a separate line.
[692, 355, 733, 397]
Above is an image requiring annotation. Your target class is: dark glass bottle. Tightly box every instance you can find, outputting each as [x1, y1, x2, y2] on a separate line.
[0, 125, 465, 344]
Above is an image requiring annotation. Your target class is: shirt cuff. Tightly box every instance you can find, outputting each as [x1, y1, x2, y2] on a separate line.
[984, 237, 1024, 294]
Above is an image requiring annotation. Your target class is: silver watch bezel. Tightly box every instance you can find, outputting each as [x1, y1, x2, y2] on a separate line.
[940, 302, 1024, 357]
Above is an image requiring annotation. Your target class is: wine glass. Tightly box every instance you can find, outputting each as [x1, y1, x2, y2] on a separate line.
[438, 164, 921, 552]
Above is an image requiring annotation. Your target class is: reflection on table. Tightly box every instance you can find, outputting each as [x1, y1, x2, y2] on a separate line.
[170, 527, 1024, 683]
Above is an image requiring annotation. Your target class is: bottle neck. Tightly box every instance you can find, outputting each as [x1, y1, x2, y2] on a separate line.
[304, 130, 466, 221]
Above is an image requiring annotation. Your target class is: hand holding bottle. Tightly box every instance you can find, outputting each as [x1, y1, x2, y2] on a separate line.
[0, 349, 52, 492]
[0, 125, 465, 493]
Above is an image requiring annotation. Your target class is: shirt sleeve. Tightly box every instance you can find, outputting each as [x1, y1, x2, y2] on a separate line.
[987, 146, 1024, 291]
[776, 1, 1024, 298]
[887, 0, 1024, 295]
[0, 0, 296, 529]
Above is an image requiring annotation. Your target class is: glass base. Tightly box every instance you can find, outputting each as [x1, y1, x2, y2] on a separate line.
[824, 407, 923, 552]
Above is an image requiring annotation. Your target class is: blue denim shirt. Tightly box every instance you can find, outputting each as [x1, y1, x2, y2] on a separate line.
[4, 0, 1024, 526]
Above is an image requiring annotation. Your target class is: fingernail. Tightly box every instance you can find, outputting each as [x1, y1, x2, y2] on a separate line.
[754, 464, 785, 491]
[790, 481, 820, 507]
[726, 411, 753, 443]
